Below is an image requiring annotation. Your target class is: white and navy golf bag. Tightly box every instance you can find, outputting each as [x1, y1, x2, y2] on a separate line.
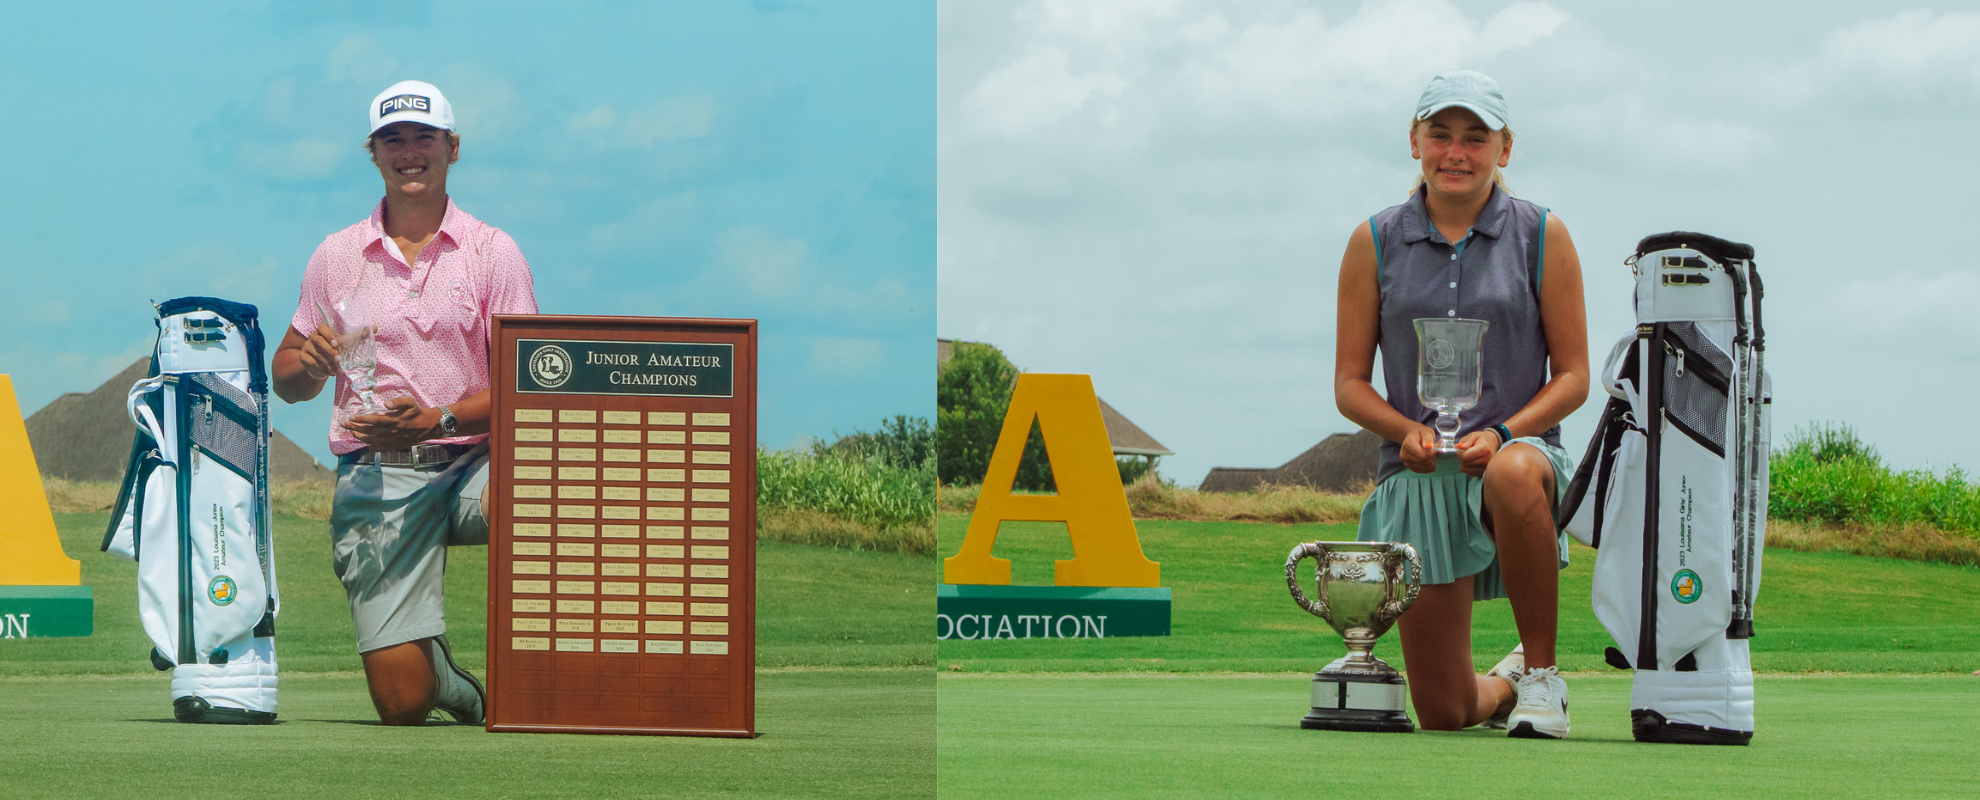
[1558, 233, 1768, 745]
[103, 297, 279, 724]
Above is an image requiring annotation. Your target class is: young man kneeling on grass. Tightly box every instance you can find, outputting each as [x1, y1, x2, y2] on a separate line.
[272, 80, 537, 725]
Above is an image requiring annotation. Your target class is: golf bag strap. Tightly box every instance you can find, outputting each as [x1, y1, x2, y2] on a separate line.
[105, 358, 164, 552]
[1555, 395, 1634, 544]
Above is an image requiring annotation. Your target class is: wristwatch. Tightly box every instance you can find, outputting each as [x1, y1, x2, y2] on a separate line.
[438, 405, 459, 437]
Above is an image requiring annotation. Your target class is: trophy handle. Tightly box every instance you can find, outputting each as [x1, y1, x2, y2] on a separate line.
[1284, 542, 1331, 619]
[1377, 543, 1423, 619]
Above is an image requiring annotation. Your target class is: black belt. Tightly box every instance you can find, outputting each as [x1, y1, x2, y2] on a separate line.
[339, 443, 477, 469]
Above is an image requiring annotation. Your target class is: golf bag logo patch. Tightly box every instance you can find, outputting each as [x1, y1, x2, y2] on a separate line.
[1671, 569, 1702, 604]
[1427, 339, 1455, 369]
[530, 345, 573, 388]
[208, 576, 237, 606]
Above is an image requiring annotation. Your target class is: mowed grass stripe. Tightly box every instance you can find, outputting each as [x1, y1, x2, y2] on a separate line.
[0, 513, 937, 799]
[936, 516, 1980, 673]
[2, 512, 935, 675]
[937, 673, 1977, 799]
[0, 669, 933, 800]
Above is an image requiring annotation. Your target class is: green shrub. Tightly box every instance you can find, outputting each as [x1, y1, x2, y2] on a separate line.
[935, 341, 1053, 490]
[936, 342, 1014, 486]
[819, 414, 933, 471]
[1117, 456, 1157, 485]
[1770, 422, 1980, 538]
[757, 446, 934, 531]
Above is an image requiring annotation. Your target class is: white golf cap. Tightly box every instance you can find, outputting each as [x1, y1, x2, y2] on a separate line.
[1415, 70, 1508, 131]
[368, 80, 454, 135]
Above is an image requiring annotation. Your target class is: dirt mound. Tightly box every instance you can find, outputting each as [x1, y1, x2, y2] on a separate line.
[24, 359, 331, 483]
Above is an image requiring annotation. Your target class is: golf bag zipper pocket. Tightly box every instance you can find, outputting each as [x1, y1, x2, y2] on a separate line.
[1661, 328, 1729, 394]
[184, 375, 260, 483]
[1658, 324, 1733, 460]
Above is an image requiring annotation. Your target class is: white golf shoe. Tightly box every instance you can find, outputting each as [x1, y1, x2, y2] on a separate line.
[431, 634, 486, 725]
[1481, 644, 1526, 730]
[1507, 665, 1569, 739]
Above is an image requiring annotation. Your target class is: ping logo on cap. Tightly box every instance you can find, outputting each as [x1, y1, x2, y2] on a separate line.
[379, 94, 432, 117]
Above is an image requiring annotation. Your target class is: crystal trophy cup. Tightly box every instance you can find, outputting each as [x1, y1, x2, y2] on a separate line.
[1284, 541, 1422, 732]
[1413, 318, 1488, 454]
[313, 295, 388, 415]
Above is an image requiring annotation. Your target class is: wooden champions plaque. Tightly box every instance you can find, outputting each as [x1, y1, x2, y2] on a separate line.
[486, 315, 757, 737]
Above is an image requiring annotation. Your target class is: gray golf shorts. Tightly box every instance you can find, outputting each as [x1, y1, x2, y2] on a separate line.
[329, 443, 490, 653]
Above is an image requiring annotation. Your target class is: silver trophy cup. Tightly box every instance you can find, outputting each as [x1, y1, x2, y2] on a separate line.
[1284, 541, 1422, 732]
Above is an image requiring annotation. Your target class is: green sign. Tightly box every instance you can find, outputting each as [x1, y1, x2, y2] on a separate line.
[0, 586, 93, 638]
[937, 585, 1170, 639]
[516, 339, 734, 398]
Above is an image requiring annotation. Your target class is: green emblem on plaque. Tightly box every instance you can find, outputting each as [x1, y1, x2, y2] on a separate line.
[529, 344, 573, 388]
[1671, 569, 1701, 604]
[208, 575, 237, 606]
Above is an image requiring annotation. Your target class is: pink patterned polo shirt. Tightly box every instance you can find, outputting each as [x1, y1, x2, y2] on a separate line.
[290, 198, 538, 455]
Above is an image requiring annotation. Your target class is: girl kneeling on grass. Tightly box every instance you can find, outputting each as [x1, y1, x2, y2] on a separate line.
[1332, 71, 1589, 738]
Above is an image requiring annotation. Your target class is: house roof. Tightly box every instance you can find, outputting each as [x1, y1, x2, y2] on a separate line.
[1197, 430, 1381, 493]
[938, 338, 1172, 458]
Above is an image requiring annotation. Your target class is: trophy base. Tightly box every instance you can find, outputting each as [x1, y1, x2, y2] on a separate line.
[1300, 669, 1413, 733]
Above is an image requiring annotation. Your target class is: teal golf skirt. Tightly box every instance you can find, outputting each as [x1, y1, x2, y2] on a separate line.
[1355, 438, 1574, 602]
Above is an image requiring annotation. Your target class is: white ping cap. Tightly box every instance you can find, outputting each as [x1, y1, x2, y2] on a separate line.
[368, 80, 454, 135]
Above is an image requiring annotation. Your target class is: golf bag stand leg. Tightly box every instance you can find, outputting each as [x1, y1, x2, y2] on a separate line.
[103, 297, 280, 724]
[1559, 233, 1768, 745]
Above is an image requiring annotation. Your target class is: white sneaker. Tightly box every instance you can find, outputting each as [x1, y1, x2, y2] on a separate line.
[430, 634, 486, 725]
[1481, 644, 1526, 730]
[1507, 665, 1569, 739]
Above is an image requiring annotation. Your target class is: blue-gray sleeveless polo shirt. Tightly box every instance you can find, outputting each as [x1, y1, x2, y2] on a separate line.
[1369, 184, 1559, 482]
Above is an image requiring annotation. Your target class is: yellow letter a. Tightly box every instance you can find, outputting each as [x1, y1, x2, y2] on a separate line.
[943, 374, 1159, 588]
[0, 375, 81, 585]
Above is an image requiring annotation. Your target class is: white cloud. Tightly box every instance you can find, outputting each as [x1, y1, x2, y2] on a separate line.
[1823, 9, 1980, 76]
[440, 63, 523, 147]
[587, 190, 702, 253]
[324, 35, 400, 87]
[569, 105, 616, 134]
[717, 227, 809, 298]
[957, 0, 1570, 142]
[961, 47, 1126, 138]
[233, 138, 348, 183]
[28, 301, 69, 327]
[809, 337, 885, 376]
[146, 245, 286, 306]
[567, 95, 720, 150]
[1827, 270, 1980, 357]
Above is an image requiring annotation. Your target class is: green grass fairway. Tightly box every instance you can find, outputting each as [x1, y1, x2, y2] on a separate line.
[0, 512, 936, 798]
[5, 512, 933, 675]
[936, 516, 1980, 674]
[937, 673, 1975, 799]
[0, 668, 930, 800]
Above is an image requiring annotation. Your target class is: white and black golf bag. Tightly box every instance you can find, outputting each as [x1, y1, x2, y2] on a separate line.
[1558, 233, 1768, 745]
[103, 297, 279, 724]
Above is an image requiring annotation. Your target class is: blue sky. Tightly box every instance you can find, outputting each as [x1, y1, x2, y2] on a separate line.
[941, 0, 1980, 484]
[1, 1, 932, 467]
